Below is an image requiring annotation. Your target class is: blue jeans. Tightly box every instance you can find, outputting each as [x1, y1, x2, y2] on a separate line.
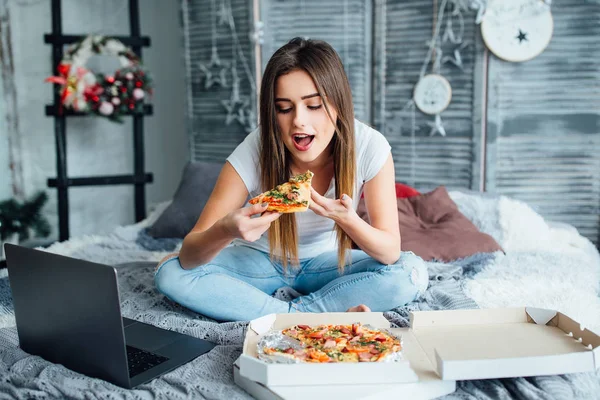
[154, 245, 429, 322]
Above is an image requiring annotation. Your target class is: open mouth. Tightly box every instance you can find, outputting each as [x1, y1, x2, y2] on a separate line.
[293, 134, 315, 147]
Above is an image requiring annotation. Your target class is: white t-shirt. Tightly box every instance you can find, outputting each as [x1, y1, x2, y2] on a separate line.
[226, 119, 391, 259]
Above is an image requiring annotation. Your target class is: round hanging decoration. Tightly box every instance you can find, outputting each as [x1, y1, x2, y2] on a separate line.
[481, 0, 553, 63]
[413, 74, 452, 115]
[45, 35, 153, 122]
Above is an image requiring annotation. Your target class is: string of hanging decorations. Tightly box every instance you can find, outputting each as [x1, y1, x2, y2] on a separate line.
[192, 0, 553, 141]
[404, 0, 552, 136]
[195, 0, 258, 132]
[394, 0, 552, 184]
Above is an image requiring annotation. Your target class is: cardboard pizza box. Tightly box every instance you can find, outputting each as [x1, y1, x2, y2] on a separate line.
[237, 307, 600, 396]
[235, 324, 456, 399]
[411, 307, 600, 380]
[239, 312, 419, 386]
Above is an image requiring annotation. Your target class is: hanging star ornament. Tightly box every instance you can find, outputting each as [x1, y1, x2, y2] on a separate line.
[216, 0, 231, 26]
[222, 93, 249, 126]
[222, 64, 251, 126]
[426, 115, 447, 137]
[198, 48, 229, 90]
[442, 41, 472, 71]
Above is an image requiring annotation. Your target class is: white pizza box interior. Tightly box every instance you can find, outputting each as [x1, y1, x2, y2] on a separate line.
[238, 307, 600, 391]
[239, 312, 419, 386]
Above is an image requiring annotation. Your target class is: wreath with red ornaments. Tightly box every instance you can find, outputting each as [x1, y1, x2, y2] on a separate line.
[45, 35, 153, 123]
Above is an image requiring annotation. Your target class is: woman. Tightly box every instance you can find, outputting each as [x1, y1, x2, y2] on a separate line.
[155, 38, 428, 321]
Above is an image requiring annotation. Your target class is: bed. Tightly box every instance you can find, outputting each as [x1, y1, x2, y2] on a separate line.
[1, 163, 599, 399]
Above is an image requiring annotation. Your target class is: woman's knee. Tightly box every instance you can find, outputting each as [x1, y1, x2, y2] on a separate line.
[401, 251, 429, 294]
[385, 251, 429, 303]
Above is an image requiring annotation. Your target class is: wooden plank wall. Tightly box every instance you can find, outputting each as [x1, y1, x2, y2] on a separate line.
[182, 0, 600, 245]
[259, 0, 372, 122]
[182, 0, 255, 163]
[486, 0, 600, 245]
[374, 0, 482, 191]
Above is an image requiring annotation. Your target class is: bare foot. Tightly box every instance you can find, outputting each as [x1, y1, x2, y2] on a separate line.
[346, 304, 371, 312]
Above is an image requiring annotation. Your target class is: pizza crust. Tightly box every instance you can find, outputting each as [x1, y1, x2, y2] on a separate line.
[261, 202, 308, 213]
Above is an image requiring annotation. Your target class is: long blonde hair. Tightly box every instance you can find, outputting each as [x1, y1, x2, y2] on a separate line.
[259, 37, 356, 272]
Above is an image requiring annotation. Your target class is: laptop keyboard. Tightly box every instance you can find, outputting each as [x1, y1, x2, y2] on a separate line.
[126, 345, 169, 377]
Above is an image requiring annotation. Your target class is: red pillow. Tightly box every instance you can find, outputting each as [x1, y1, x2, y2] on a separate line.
[396, 183, 420, 198]
[361, 183, 420, 199]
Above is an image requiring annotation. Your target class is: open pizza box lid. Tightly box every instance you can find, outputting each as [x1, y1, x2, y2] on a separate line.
[410, 307, 600, 381]
[239, 312, 419, 386]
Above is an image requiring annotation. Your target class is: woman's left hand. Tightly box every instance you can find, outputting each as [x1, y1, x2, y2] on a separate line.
[309, 187, 357, 223]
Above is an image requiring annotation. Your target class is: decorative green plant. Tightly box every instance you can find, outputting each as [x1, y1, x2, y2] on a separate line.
[0, 191, 51, 241]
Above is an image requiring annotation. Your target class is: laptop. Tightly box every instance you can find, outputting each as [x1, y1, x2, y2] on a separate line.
[4, 244, 216, 388]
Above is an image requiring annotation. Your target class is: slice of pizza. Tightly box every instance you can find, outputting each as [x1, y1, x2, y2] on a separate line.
[249, 171, 314, 213]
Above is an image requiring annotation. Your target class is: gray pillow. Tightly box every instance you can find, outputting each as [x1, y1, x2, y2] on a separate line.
[147, 161, 223, 238]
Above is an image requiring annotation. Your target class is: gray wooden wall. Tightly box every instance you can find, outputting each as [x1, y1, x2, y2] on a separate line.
[182, 0, 600, 246]
[485, 1, 600, 244]
[183, 0, 256, 163]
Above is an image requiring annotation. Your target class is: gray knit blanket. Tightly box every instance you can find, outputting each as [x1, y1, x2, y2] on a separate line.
[1, 258, 598, 399]
[0, 191, 599, 399]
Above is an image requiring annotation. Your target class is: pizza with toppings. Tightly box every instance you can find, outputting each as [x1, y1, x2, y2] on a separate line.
[248, 171, 314, 213]
[262, 323, 401, 363]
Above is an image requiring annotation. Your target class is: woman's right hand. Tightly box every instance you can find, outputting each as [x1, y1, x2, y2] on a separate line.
[219, 203, 281, 242]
